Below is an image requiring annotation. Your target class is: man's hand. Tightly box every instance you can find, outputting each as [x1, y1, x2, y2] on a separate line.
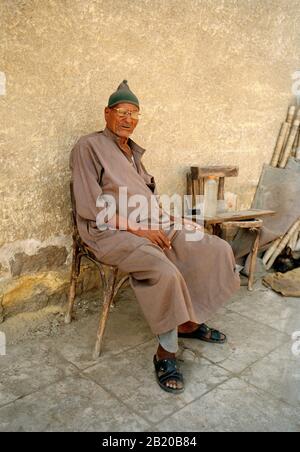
[182, 218, 203, 231]
[168, 214, 203, 232]
[131, 229, 172, 250]
[108, 214, 172, 250]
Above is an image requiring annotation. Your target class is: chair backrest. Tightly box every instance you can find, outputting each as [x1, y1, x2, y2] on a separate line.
[70, 181, 78, 228]
[68, 181, 113, 262]
[187, 166, 239, 208]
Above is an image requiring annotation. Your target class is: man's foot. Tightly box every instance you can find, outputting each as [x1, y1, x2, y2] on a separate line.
[178, 321, 199, 334]
[178, 322, 226, 343]
[154, 345, 184, 393]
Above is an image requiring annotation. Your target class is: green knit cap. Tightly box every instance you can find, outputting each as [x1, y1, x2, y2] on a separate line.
[108, 80, 139, 109]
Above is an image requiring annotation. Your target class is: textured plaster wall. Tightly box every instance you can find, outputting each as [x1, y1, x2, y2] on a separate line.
[0, 0, 300, 260]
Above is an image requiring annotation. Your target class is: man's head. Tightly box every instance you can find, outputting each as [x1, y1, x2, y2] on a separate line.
[105, 80, 140, 139]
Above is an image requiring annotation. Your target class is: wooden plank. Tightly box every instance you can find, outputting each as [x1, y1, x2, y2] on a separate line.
[204, 209, 276, 225]
[191, 166, 239, 179]
[222, 219, 263, 229]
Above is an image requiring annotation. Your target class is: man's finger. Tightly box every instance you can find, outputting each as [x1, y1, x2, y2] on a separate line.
[146, 232, 163, 249]
[156, 236, 167, 250]
[158, 231, 171, 248]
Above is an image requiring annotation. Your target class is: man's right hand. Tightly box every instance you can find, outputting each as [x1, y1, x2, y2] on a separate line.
[109, 214, 172, 250]
[131, 229, 172, 250]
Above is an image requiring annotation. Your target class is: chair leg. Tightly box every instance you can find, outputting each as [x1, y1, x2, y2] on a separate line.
[93, 268, 118, 359]
[65, 244, 81, 324]
[248, 228, 261, 291]
[112, 275, 130, 307]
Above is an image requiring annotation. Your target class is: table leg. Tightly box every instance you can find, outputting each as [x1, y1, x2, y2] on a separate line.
[248, 228, 262, 291]
[212, 224, 222, 236]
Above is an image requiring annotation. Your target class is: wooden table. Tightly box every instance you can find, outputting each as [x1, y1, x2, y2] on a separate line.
[203, 209, 276, 235]
[201, 209, 275, 291]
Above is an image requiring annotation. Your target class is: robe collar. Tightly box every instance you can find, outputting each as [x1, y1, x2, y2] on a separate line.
[102, 127, 146, 156]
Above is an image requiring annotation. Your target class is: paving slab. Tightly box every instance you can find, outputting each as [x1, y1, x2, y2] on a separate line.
[241, 342, 300, 409]
[84, 339, 232, 424]
[53, 294, 153, 370]
[157, 378, 300, 432]
[0, 383, 19, 407]
[0, 375, 150, 432]
[179, 310, 289, 374]
[0, 338, 77, 405]
[229, 287, 300, 335]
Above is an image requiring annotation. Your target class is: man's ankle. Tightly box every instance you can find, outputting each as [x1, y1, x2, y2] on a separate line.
[157, 344, 176, 361]
[178, 321, 199, 334]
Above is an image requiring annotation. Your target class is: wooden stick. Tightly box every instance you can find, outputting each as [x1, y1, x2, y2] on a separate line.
[266, 219, 300, 269]
[271, 122, 290, 167]
[262, 237, 282, 266]
[279, 106, 296, 160]
[279, 119, 300, 168]
[288, 229, 300, 251]
[295, 233, 300, 252]
[295, 126, 300, 160]
[292, 128, 300, 157]
[0, 294, 4, 324]
[286, 105, 296, 124]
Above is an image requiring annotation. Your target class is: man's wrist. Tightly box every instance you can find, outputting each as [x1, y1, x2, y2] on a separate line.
[127, 221, 141, 233]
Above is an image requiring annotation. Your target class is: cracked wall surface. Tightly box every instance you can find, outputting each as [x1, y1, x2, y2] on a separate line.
[0, 0, 300, 307]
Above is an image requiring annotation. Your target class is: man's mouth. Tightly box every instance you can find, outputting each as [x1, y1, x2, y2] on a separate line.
[120, 125, 131, 129]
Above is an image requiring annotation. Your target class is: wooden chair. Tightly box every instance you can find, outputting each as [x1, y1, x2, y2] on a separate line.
[187, 166, 239, 210]
[65, 182, 129, 359]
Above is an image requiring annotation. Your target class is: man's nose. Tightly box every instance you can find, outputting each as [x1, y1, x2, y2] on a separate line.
[124, 114, 133, 123]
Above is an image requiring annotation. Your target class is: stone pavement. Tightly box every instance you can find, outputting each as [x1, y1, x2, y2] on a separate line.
[0, 280, 299, 432]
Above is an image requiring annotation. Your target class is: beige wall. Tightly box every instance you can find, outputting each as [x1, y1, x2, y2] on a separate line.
[0, 0, 300, 272]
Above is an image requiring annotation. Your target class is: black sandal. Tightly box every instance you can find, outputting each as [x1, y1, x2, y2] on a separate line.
[178, 323, 227, 344]
[153, 355, 184, 394]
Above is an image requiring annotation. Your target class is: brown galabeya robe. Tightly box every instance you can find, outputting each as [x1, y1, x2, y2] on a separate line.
[70, 128, 240, 335]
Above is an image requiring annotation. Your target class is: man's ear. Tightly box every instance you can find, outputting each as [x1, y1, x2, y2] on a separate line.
[104, 107, 110, 120]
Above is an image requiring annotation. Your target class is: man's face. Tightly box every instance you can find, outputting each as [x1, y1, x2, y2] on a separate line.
[104, 103, 139, 139]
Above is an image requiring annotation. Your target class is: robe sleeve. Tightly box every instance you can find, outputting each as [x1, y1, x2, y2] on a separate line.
[70, 138, 104, 222]
[140, 161, 159, 196]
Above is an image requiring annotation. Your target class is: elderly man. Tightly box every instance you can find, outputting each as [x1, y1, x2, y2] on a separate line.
[70, 80, 240, 394]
